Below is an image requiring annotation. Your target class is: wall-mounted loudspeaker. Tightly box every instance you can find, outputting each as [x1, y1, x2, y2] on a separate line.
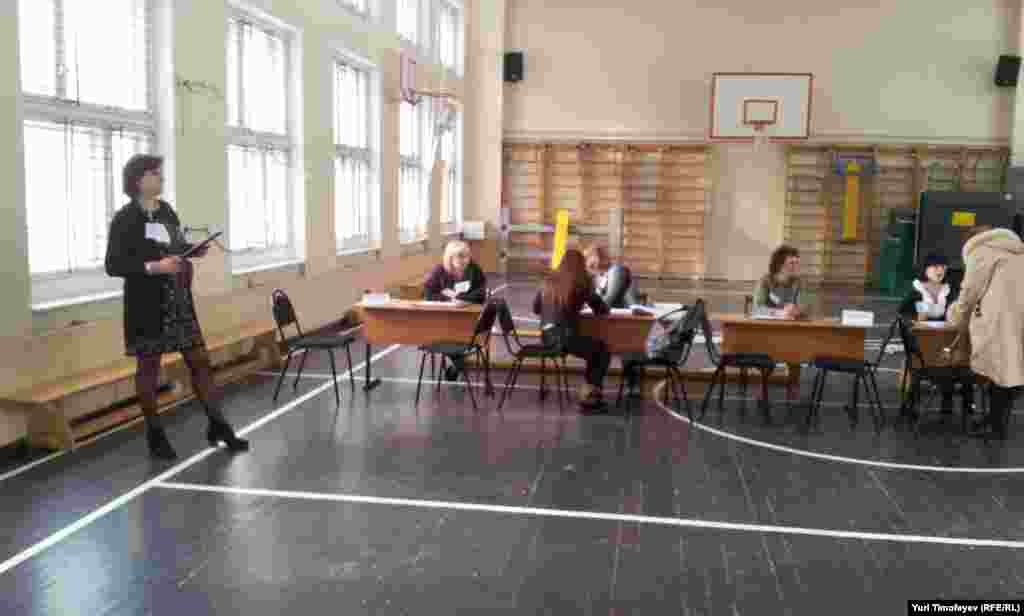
[504, 52, 523, 83]
[995, 54, 1021, 87]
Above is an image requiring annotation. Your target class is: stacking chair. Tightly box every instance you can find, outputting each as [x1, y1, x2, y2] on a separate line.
[699, 308, 777, 419]
[271, 289, 356, 406]
[616, 302, 701, 418]
[896, 317, 977, 434]
[805, 319, 895, 433]
[415, 300, 499, 410]
[493, 299, 571, 412]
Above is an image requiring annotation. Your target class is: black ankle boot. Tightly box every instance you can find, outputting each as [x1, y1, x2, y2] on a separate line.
[147, 427, 178, 460]
[207, 419, 249, 452]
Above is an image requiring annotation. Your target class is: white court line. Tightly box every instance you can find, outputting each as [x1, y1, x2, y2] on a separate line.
[156, 480, 1024, 550]
[0, 322, 371, 483]
[651, 382, 1024, 474]
[0, 344, 400, 577]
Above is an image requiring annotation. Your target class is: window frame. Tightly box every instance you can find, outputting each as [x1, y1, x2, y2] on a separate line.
[18, 0, 158, 309]
[398, 99, 433, 244]
[224, 6, 303, 274]
[332, 48, 381, 255]
[434, 0, 464, 75]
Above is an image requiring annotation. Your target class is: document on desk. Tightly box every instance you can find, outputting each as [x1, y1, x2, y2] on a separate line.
[920, 321, 948, 329]
[610, 308, 633, 316]
[750, 313, 788, 320]
[454, 281, 471, 294]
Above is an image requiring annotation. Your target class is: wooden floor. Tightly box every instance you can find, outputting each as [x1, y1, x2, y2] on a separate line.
[1, 278, 1023, 615]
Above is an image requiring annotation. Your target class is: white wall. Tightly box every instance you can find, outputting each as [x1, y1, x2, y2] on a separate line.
[503, 0, 1021, 279]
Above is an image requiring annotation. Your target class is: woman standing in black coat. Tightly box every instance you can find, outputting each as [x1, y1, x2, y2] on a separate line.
[105, 154, 248, 459]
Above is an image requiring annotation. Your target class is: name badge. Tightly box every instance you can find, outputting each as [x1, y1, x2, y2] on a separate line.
[145, 222, 171, 244]
[454, 281, 471, 294]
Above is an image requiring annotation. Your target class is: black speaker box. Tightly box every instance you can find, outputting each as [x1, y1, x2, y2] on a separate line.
[995, 54, 1021, 87]
[504, 51, 523, 82]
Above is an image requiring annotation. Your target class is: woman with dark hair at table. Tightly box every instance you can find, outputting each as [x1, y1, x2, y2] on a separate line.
[533, 249, 611, 412]
[105, 154, 248, 459]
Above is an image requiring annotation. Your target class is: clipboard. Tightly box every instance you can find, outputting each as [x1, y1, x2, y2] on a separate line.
[181, 232, 223, 258]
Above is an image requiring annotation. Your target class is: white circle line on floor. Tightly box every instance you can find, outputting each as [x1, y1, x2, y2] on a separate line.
[650, 382, 1024, 474]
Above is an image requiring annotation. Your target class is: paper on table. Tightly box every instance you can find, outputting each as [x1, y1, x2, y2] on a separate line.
[454, 281, 471, 294]
[610, 308, 633, 316]
[920, 320, 947, 329]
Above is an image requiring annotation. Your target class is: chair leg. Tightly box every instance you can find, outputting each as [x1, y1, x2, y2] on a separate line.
[415, 352, 428, 405]
[482, 348, 494, 397]
[807, 370, 825, 427]
[717, 366, 728, 412]
[739, 368, 749, 398]
[559, 356, 570, 410]
[293, 349, 309, 390]
[273, 351, 294, 402]
[701, 366, 724, 420]
[430, 353, 436, 381]
[345, 344, 355, 393]
[847, 374, 861, 428]
[539, 357, 547, 401]
[436, 355, 445, 395]
[327, 349, 340, 406]
[497, 356, 522, 412]
[759, 369, 771, 413]
[462, 357, 479, 410]
[866, 369, 886, 432]
[671, 367, 692, 420]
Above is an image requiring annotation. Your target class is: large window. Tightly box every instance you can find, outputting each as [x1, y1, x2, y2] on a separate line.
[439, 110, 462, 227]
[226, 14, 298, 270]
[334, 56, 379, 253]
[397, 0, 419, 45]
[398, 102, 431, 242]
[18, 0, 154, 304]
[435, 0, 463, 74]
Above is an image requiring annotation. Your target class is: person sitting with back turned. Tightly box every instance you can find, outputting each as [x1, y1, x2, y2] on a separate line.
[584, 244, 639, 309]
[423, 240, 488, 381]
[533, 249, 612, 412]
[753, 244, 807, 319]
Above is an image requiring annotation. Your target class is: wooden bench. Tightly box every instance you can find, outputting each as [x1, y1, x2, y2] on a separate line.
[0, 322, 281, 451]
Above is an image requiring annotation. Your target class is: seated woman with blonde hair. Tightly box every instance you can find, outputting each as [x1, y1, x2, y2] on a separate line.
[423, 240, 488, 380]
[424, 240, 487, 304]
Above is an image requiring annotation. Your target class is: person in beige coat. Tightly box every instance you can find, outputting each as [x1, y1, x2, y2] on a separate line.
[947, 226, 1024, 438]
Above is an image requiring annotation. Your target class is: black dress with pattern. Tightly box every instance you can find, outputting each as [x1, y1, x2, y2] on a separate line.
[105, 200, 205, 357]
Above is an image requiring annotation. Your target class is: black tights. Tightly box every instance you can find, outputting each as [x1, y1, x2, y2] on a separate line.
[136, 347, 224, 431]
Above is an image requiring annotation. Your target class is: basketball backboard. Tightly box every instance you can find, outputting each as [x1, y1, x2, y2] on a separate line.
[709, 73, 812, 142]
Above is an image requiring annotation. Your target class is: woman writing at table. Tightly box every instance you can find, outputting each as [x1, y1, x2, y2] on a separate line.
[898, 253, 956, 322]
[533, 249, 611, 412]
[423, 240, 488, 381]
[423, 240, 487, 304]
[753, 245, 808, 319]
[105, 154, 248, 460]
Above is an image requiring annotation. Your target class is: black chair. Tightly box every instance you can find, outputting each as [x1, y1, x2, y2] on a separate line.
[896, 317, 977, 434]
[699, 309, 777, 419]
[805, 319, 895, 433]
[617, 302, 701, 419]
[415, 300, 499, 410]
[493, 299, 571, 412]
[271, 289, 356, 406]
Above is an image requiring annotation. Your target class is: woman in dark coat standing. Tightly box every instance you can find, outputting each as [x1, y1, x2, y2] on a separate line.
[105, 154, 248, 459]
